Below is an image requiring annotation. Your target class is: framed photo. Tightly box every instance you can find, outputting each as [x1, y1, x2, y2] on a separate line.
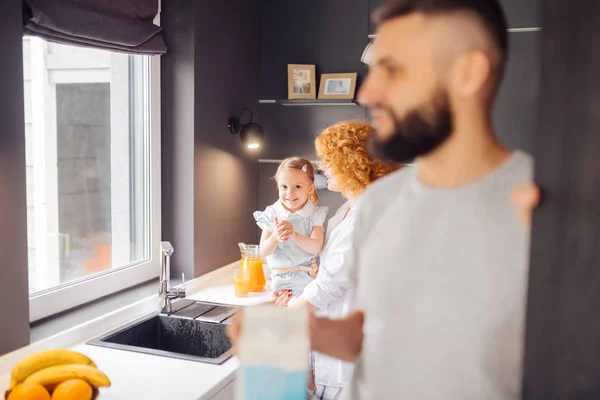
[287, 64, 316, 99]
[318, 73, 358, 100]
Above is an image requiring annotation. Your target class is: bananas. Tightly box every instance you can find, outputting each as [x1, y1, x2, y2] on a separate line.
[5, 349, 111, 399]
[8, 349, 97, 390]
[23, 364, 111, 388]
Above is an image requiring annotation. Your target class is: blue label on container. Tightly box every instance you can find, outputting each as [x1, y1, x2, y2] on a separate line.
[241, 365, 307, 400]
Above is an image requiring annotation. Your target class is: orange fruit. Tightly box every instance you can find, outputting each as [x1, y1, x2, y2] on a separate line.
[51, 379, 93, 400]
[7, 382, 51, 400]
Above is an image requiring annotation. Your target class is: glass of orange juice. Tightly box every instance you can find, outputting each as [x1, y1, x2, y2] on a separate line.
[234, 269, 249, 297]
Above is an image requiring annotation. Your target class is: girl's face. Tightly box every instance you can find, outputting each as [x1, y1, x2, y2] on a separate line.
[322, 164, 342, 193]
[277, 168, 314, 213]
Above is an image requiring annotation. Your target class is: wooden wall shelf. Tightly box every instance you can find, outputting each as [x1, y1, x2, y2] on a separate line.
[258, 99, 360, 106]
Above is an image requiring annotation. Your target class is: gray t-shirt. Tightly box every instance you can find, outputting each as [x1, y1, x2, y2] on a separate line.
[348, 151, 533, 400]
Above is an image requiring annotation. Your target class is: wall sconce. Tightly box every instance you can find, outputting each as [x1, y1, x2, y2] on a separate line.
[361, 41, 374, 65]
[228, 108, 264, 150]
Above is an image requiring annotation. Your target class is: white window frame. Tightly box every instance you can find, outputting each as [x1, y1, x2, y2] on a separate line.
[28, 12, 162, 323]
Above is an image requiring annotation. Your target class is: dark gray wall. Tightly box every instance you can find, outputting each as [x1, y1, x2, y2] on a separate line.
[161, 0, 196, 280]
[259, 0, 370, 100]
[257, 0, 540, 159]
[370, 0, 539, 33]
[256, 0, 540, 225]
[493, 0, 541, 153]
[522, 2, 600, 398]
[162, 0, 259, 279]
[0, 0, 30, 354]
[257, 0, 370, 161]
[493, 31, 540, 153]
[256, 0, 370, 224]
[193, 1, 260, 276]
[257, 105, 368, 160]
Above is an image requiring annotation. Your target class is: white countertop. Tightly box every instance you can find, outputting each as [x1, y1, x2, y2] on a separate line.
[0, 262, 272, 400]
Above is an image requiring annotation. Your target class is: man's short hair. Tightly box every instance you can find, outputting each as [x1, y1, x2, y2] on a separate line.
[373, 0, 509, 88]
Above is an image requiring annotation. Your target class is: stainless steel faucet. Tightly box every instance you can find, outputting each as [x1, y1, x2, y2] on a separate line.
[159, 241, 186, 313]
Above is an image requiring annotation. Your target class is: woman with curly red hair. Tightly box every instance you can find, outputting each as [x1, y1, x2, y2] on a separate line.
[273, 120, 400, 400]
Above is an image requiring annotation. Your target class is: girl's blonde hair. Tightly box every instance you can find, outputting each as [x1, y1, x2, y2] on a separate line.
[315, 120, 401, 196]
[274, 157, 319, 204]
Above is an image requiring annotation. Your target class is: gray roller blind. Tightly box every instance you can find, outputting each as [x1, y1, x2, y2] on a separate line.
[23, 0, 166, 54]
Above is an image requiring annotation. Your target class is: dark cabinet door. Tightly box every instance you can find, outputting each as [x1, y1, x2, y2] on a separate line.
[523, 1, 600, 398]
[369, 0, 539, 34]
[369, 0, 385, 34]
[258, 104, 368, 160]
[259, 0, 369, 100]
[493, 31, 541, 153]
[499, 0, 540, 29]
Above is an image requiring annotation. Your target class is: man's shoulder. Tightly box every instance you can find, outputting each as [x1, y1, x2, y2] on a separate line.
[512, 150, 534, 178]
[362, 165, 413, 202]
[498, 150, 534, 186]
[354, 166, 413, 230]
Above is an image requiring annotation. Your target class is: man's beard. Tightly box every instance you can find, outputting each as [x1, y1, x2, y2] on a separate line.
[369, 89, 453, 164]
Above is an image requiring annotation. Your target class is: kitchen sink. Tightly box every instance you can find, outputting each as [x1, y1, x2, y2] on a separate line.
[87, 301, 238, 364]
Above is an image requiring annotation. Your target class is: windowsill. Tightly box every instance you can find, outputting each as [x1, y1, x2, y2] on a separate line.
[29, 278, 181, 343]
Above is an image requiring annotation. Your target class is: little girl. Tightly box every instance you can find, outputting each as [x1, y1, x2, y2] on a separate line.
[254, 157, 328, 297]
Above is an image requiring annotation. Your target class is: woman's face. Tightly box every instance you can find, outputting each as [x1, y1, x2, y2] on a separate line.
[322, 164, 342, 193]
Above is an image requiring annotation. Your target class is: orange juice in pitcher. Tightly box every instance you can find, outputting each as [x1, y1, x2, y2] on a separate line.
[238, 243, 266, 292]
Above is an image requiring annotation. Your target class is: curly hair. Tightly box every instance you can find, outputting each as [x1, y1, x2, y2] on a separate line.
[315, 120, 400, 196]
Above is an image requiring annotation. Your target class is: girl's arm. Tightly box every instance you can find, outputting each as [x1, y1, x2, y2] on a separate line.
[259, 229, 280, 257]
[289, 225, 324, 255]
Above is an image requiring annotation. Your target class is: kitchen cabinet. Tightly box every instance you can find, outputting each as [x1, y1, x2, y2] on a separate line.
[259, 0, 369, 100]
[523, 1, 600, 397]
[369, 0, 385, 34]
[257, 103, 367, 160]
[369, 0, 540, 34]
[500, 0, 540, 29]
[493, 31, 540, 154]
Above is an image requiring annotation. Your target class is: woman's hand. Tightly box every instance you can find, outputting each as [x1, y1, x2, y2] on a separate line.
[272, 292, 316, 312]
[272, 290, 293, 306]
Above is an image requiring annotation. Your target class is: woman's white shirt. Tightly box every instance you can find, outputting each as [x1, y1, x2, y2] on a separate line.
[303, 201, 358, 387]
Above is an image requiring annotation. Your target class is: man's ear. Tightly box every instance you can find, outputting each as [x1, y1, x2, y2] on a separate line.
[451, 50, 492, 98]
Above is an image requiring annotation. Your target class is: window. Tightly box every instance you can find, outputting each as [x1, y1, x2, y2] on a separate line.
[24, 37, 162, 322]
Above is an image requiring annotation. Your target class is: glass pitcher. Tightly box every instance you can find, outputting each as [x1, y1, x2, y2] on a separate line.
[238, 243, 266, 292]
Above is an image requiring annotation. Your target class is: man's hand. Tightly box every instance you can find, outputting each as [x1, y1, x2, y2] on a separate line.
[226, 307, 365, 362]
[511, 184, 541, 230]
[310, 309, 364, 362]
[225, 310, 243, 355]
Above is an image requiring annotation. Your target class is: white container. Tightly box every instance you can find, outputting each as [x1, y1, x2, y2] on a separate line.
[236, 304, 309, 399]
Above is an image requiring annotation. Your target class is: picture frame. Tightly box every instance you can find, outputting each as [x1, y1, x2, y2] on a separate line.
[318, 73, 358, 100]
[287, 64, 317, 99]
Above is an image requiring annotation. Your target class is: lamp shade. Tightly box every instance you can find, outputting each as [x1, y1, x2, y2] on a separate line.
[228, 109, 264, 150]
[240, 122, 264, 149]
